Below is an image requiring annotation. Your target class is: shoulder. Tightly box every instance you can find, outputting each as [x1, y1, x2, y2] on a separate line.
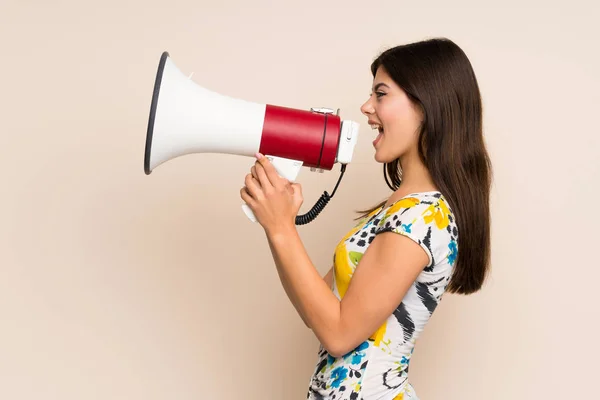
[374, 191, 458, 270]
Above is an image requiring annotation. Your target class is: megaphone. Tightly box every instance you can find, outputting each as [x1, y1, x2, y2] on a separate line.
[144, 51, 360, 225]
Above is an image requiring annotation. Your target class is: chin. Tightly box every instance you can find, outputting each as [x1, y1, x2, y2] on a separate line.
[374, 150, 395, 164]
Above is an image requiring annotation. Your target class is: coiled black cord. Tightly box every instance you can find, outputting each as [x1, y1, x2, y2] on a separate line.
[295, 164, 347, 225]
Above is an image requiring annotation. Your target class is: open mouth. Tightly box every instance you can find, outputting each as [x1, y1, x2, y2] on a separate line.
[370, 123, 383, 146]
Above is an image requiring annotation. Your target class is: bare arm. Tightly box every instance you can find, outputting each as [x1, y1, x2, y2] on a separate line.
[292, 266, 333, 329]
[265, 225, 428, 357]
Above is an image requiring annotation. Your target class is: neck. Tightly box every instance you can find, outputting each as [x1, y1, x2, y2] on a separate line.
[395, 151, 437, 196]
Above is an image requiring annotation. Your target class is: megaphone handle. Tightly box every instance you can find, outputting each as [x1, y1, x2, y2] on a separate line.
[242, 155, 303, 223]
[242, 203, 258, 223]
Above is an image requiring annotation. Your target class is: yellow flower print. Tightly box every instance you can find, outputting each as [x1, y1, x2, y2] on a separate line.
[331, 222, 364, 297]
[422, 198, 450, 230]
[334, 248, 363, 298]
[384, 197, 420, 217]
[333, 213, 372, 298]
[334, 245, 352, 298]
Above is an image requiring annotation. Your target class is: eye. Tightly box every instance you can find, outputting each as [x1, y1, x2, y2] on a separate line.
[375, 91, 386, 98]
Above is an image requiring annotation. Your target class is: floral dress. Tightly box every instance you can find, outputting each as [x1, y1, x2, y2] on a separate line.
[306, 191, 458, 400]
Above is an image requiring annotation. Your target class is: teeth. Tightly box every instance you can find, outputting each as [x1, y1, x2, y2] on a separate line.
[369, 123, 382, 131]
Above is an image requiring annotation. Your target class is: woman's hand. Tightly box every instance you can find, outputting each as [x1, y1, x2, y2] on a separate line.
[240, 153, 303, 234]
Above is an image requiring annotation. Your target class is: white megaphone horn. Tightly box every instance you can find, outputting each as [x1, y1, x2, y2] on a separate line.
[144, 51, 360, 225]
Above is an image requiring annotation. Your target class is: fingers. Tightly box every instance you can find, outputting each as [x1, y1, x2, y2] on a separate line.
[244, 154, 293, 208]
[251, 165, 262, 182]
[240, 186, 254, 205]
[255, 153, 287, 189]
[254, 153, 291, 193]
[243, 172, 263, 201]
[254, 160, 273, 190]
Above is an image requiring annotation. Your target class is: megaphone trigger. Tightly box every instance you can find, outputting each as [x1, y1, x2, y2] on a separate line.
[264, 155, 304, 182]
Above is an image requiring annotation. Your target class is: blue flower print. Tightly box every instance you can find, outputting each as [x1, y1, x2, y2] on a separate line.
[341, 341, 369, 363]
[330, 366, 348, 388]
[347, 341, 369, 365]
[351, 351, 364, 365]
[400, 223, 413, 234]
[447, 240, 458, 266]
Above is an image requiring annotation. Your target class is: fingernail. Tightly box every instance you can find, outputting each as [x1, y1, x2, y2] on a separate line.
[255, 153, 263, 159]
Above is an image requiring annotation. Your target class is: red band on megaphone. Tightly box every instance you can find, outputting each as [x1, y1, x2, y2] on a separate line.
[259, 105, 341, 170]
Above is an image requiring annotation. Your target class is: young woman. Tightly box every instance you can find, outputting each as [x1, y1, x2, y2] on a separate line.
[240, 37, 492, 400]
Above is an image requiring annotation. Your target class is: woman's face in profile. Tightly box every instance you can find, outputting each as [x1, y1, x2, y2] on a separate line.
[360, 66, 423, 163]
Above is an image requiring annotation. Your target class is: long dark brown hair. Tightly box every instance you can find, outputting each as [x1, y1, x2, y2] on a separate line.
[357, 38, 493, 295]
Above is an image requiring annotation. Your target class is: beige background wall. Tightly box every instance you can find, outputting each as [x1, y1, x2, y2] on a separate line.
[1, 0, 598, 399]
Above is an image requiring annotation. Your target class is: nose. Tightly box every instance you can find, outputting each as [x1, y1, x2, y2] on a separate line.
[360, 97, 374, 116]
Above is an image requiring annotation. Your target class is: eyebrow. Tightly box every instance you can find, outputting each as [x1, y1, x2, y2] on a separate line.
[373, 83, 390, 91]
